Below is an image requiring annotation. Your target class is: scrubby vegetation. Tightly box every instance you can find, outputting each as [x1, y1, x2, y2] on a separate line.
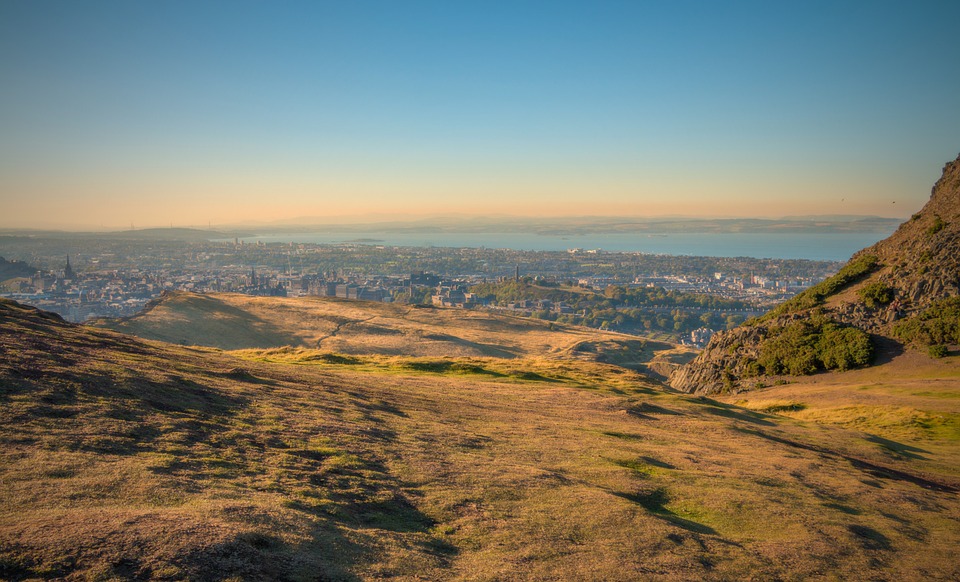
[929, 345, 949, 358]
[858, 280, 895, 309]
[753, 317, 873, 376]
[928, 214, 946, 235]
[755, 255, 879, 322]
[894, 297, 960, 346]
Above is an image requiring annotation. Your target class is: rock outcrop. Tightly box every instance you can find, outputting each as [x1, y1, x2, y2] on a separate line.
[671, 153, 960, 394]
[0, 256, 37, 281]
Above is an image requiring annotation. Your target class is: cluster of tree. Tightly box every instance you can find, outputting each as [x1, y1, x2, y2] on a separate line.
[893, 297, 960, 347]
[468, 281, 751, 337]
[745, 316, 873, 376]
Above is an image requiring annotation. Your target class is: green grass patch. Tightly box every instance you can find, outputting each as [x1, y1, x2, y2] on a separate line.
[610, 458, 659, 477]
[738, 400, 807, 414]
[791, 405, 960, 442]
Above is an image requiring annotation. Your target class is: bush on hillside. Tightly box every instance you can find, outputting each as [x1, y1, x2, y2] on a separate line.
[894, 297, 960, 346]
[858, 281, 895, 309]
[756, 317, 873, 375]
[928, 214, 946, 235]
[929, 345, 948, 358]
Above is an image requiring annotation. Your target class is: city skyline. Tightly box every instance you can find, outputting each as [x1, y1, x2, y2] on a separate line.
[2, 1, 959, 229]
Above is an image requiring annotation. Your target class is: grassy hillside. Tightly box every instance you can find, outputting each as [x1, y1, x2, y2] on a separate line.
[92, 291, 694, 374]
[3, 297, 960, 580]
[722, 349, 960, 475]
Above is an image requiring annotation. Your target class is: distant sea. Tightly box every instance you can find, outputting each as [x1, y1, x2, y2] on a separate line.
[228, 230, 897, 262]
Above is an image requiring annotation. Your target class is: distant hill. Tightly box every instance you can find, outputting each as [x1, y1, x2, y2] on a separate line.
[103, 227, 252, 241]
[0, 228, 252, 241]
[4, 296, 960, 579]
[0, 256, 36, 281]
[671, 153, 960, 394]
[91, 291, 693, 376]
[222, 215, 901, 236]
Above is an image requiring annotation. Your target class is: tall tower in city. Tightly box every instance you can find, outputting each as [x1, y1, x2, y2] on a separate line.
[64, 256, 75, 280]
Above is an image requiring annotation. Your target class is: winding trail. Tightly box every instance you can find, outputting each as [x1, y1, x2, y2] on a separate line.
[315, 316, 378, 349]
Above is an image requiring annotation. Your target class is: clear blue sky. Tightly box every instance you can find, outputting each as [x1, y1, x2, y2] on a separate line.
[1, 0, 958, 228]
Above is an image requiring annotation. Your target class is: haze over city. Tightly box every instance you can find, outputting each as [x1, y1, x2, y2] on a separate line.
[2, 1, 959, 229]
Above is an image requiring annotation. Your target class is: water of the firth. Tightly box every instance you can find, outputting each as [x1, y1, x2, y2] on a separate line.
[233, 231, 895, 262]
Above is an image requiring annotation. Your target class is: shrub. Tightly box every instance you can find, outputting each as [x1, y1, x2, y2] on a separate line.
[858, 281, 895, 309]
[757, 321, 821, 375]
[929, 345, 948, 358]
[721, 368, 736, 392]
[742, 359, 762, 377]
[928, 214, 946, 235]
[893, 297, 960, 346]
[756, 318, 873, 375]
[817, 325, 873, 371]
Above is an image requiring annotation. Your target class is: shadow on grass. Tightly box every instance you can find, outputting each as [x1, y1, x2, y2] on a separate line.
[510, 370, 561, 383]
[695, 398, 776, 426]
[613, 488, 717, 535]
[864, 434, 930, 460]
[823, 502, 861, 515]
[396, 360, 515, 380]
[626, 401, 682, 420]
[286, 454, 460, 575]
[641, 456, 676, 469]
[0, 299, 456, 580]
[736, 426, 958, 493]
[214, 367, 279, 385]
[602, 430, 645, 441]
[422, 333, 521, 358]
[870, 336, 904, 367]
[848, 524, 893, 551]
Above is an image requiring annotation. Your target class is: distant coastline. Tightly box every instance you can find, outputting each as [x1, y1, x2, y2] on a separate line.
[224, 230, 894, 262]
[0, 216, 901, 262]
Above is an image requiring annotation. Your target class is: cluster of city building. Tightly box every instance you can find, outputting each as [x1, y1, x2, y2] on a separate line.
[0, 238, 831, 348]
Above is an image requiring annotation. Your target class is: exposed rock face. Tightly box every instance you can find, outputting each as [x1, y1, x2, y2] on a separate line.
[665, 325, 767, 393]
[848, 155, 960, 319]
[670, 153, 960, 394]
[0, 256, 37, 281]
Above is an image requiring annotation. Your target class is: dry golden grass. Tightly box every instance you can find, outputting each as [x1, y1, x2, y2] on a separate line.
[4, 298, 960, 580]
[725, 348, 960, 479]
[94, 291, 691, 366]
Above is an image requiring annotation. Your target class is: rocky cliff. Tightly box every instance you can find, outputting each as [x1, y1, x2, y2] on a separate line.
[670, 153, 960, 394]
[0, 256, 37, 281]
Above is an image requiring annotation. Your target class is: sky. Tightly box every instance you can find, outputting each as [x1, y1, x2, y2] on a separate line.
[1, 0, 959, 230]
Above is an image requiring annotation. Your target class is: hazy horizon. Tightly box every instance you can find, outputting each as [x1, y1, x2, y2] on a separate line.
[2, 1, 959, 229]
[0, 212, 908, 234]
